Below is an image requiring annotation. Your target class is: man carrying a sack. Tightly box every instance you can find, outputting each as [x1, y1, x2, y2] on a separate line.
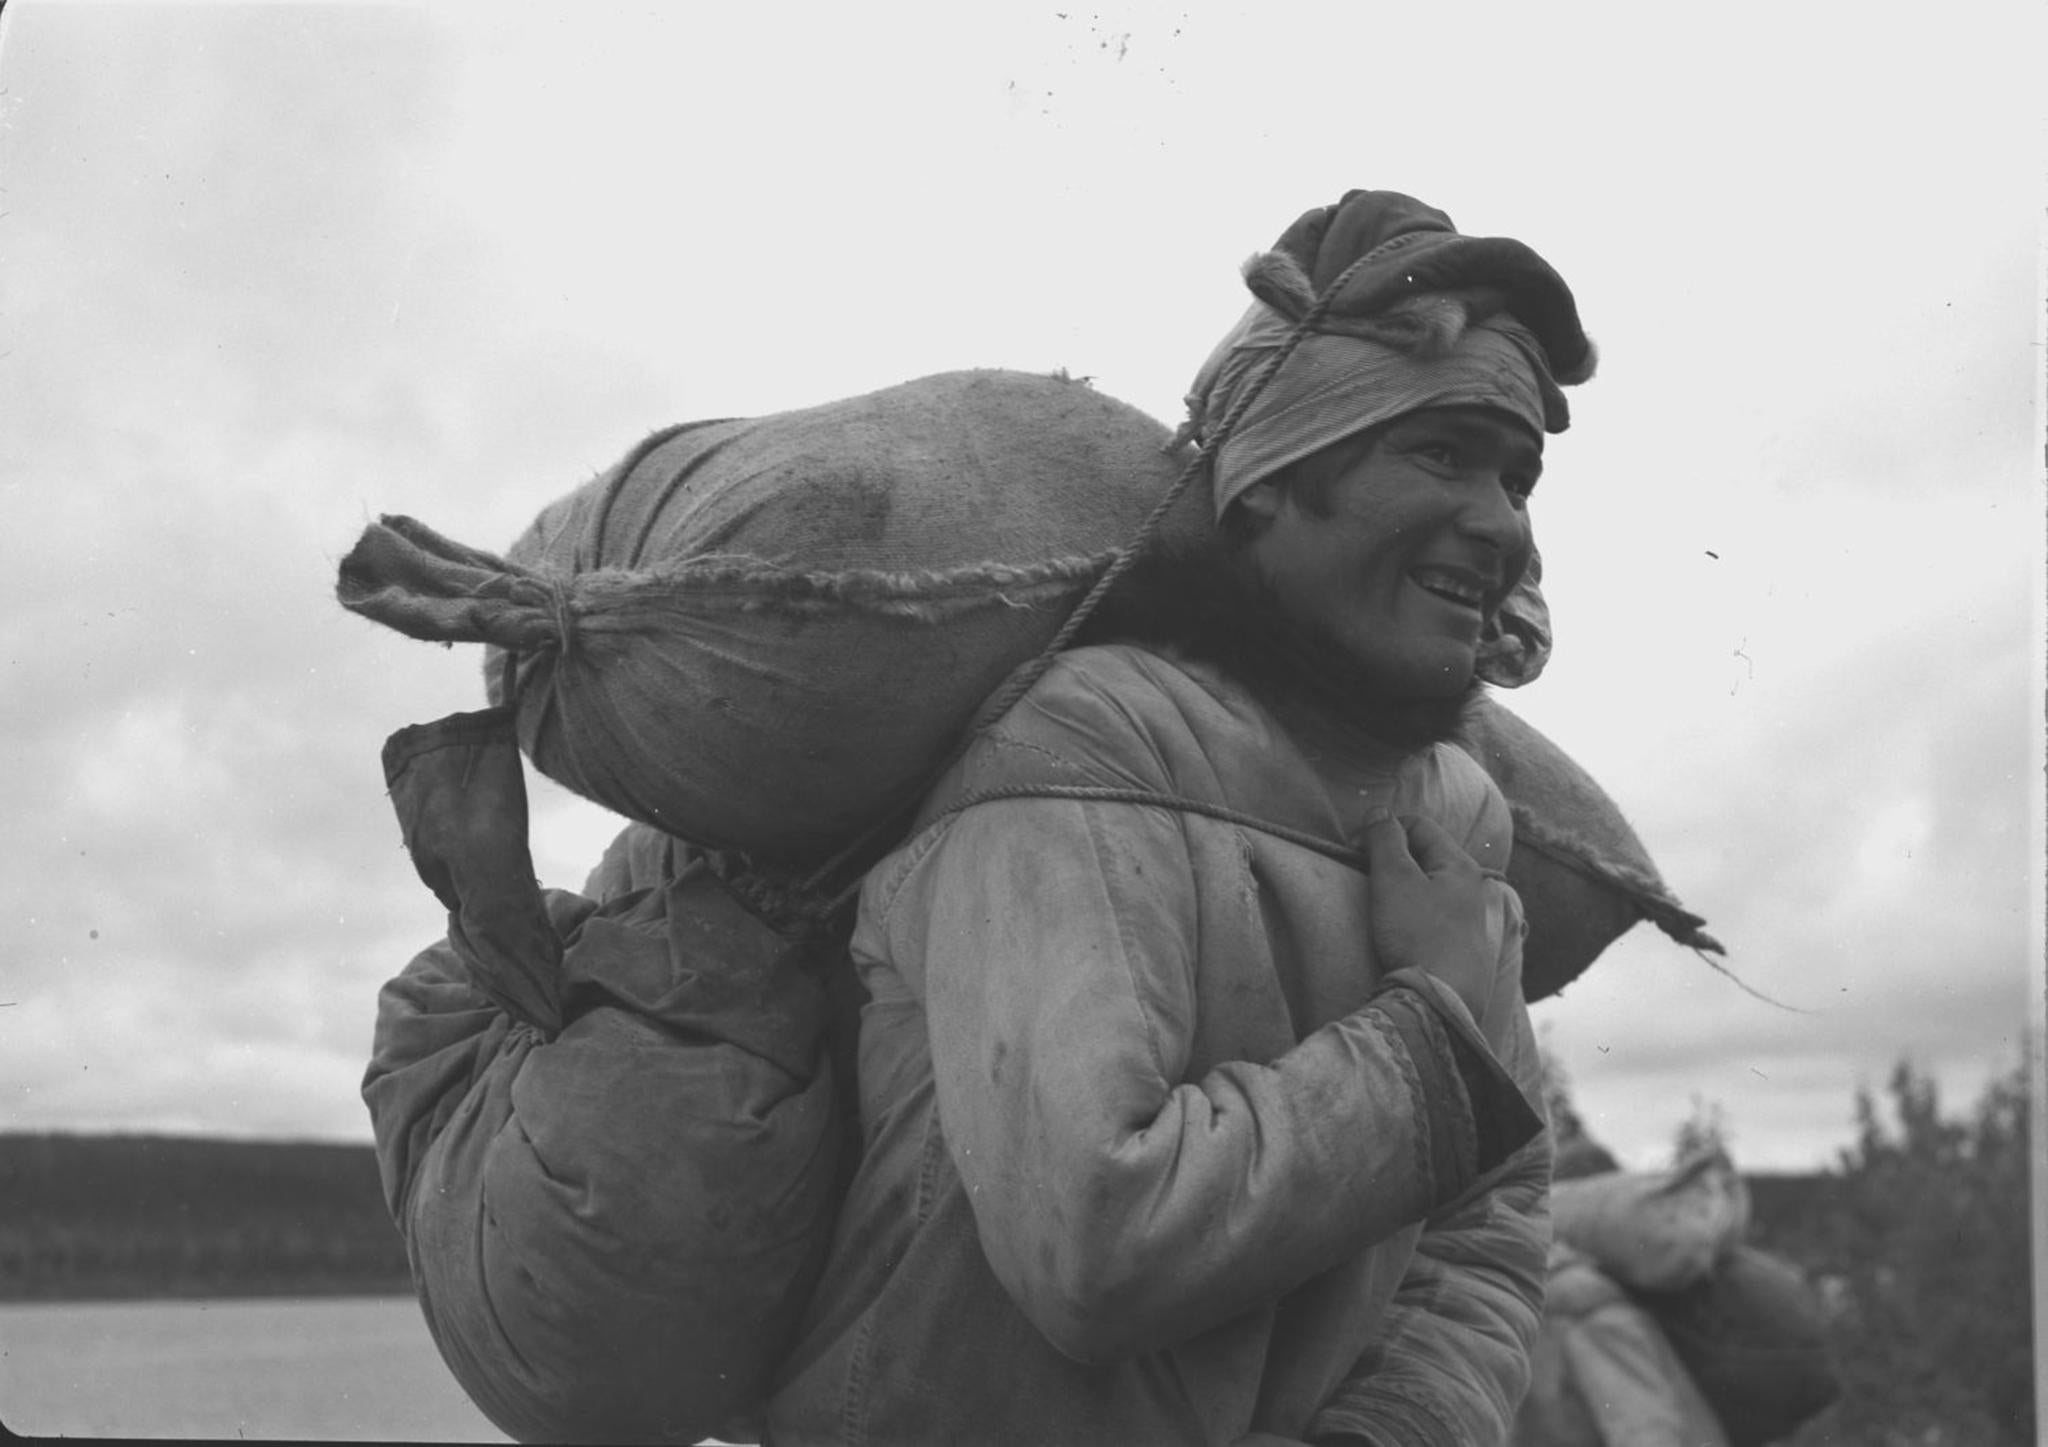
[768, 190, 1597, 1447]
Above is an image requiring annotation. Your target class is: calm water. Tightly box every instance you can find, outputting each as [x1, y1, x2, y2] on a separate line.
[0, 1295, 507, 1441]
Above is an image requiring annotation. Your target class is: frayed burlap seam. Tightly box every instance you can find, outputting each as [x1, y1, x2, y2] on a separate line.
[1506, 805, 1716, 948]
[1513, 807, 1802, 1006]
[561, 549, 1120, 623]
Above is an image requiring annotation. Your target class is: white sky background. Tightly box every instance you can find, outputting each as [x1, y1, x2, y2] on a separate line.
[1, 1, 2040, 1171]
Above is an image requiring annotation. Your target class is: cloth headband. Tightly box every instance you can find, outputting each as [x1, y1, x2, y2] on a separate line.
[1186, 299, 1558, 518]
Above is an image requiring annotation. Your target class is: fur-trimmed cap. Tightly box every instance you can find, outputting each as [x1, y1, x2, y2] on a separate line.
[1247, 188, 1597, 392]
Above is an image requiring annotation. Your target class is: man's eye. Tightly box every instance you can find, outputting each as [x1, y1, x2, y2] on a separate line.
[1504, 473, 1538, 501]
[1417, 442, 1458, 465]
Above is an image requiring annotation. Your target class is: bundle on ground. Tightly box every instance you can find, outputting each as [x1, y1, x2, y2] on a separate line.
[1551, 1150, 1753, 1291]
[1634, 1244, 1842, 1446]
[1522, 1157, 1838, 1447]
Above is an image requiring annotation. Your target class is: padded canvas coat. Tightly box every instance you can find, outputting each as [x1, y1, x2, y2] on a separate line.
[767, 643, 1551, 1447]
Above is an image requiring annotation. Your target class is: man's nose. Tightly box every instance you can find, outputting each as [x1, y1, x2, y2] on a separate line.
[1458, 475, 1533, 555]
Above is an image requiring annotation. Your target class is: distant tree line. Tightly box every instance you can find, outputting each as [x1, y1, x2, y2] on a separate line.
[0, 1133, 409, 1301]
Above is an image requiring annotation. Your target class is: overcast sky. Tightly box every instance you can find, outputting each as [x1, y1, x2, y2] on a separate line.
[2, 1, 2040, 1172]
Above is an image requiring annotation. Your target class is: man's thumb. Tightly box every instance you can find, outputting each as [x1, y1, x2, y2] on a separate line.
[1361, 813, 1415, 875]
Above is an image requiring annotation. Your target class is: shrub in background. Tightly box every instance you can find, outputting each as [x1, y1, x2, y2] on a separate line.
[1768, 1059, 2033, 1447]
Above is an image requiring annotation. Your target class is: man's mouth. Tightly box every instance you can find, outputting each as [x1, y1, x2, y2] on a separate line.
[1408, 564, 1497, 611]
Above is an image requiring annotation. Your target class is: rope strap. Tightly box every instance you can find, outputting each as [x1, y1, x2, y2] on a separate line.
[816, 782, 1375, 918]
[924, 787, 1790, 1006]
[925, 784, 1374, 873]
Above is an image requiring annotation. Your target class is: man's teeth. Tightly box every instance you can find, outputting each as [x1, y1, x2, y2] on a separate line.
[1412, 570, 1485, 605]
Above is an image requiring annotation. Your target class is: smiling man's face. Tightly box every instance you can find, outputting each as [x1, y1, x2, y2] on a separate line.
[1233, 405, 1543, 702]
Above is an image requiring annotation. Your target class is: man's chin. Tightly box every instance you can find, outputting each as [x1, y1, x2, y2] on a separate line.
[1362, 661, 1476, 705]
[1332, 633, 1477, 701]
[1339, 681, 1478, 750]
[1290, 636, 1479, 748]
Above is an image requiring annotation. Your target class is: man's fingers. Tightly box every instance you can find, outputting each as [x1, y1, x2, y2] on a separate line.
[1365, 814, 1483, 885]
[1398, 814, 1478, 877]
[1360, 813, 1417, 877]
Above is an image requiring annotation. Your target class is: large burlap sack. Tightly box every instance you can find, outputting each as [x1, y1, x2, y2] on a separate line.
[1551, 1151, 1752, 1292]
[339, 370, 1184, 870]
[366, 714, 845, 1444]
[1457, 695, 1721, 1002]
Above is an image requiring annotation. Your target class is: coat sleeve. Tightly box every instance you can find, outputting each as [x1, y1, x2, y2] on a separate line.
[1303, 893, 1554, 1447]
[861, 697, 1543, 1366]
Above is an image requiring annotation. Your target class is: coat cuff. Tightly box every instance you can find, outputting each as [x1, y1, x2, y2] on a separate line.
[1370, 971, 1545, 1198]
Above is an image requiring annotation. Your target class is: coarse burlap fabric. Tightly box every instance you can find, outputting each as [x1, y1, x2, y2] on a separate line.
[339, 370, 1184, 870]
[1456, 694, 1719, 1001]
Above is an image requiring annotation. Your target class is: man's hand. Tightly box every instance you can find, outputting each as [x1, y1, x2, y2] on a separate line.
[1361, 814, 1496, 1026]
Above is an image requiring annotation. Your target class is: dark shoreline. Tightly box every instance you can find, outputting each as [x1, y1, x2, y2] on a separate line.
[1, 1129, 1836, 1304]
[0, 1132, 411, 1302]
[0, 1275, 417, 1305]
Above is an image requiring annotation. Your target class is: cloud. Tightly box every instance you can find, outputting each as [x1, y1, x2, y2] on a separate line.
[1530, 588, 2034, 1167]
[3, 6, 2037, 1172]
[0, 11, 511, 1138]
